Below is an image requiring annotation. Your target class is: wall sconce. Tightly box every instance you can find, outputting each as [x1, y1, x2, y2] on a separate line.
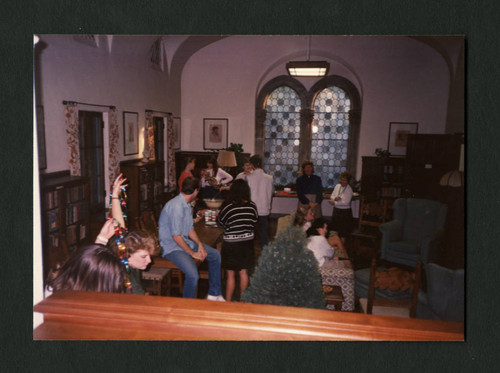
[287, 36, 329, 77]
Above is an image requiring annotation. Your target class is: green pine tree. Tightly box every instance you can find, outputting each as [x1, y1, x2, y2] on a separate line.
[241, 225, 326, 309]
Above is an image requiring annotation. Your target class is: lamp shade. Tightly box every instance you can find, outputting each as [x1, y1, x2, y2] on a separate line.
[286, 61, 330, 77]
[439, 170, 463, 187]
[217, 150, 237, 167]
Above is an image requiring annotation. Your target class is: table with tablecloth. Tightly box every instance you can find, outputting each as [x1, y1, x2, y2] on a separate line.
[320, 259, 355, 311]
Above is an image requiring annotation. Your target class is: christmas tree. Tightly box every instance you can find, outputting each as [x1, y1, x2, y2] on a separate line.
[241, 225, 325, 309]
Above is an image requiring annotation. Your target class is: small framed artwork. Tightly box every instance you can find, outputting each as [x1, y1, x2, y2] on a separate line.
[387, 122, 418, 156]
[173, 117, 181, 149]
[123, 111, 139, 155]
[203, 118, 228, 150]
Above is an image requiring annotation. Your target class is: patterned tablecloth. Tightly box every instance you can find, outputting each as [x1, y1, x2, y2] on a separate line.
[320, 259, 355, 311]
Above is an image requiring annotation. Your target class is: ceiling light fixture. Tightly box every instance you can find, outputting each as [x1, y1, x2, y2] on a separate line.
[287, 36, 329, 77]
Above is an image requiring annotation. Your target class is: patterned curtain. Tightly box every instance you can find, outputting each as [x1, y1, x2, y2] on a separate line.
[108, 107, 120, 186]
[166, 114, 176, 190]
[145, 111, 154, 160]
[65, 103, 80, 176]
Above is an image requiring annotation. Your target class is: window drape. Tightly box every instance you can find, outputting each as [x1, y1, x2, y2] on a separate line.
[65, 103, 80, 176]
[108, 107, 120, 186]
[166, 114, 176, 190]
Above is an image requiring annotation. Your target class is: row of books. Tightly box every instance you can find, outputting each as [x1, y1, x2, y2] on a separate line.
[66, 203, 87, 225]
[47, 211, 58, 232]
[66, 185, 86, 203]
[66, 224, 86, 245]
[47, 233, 59, 248]
[45, 191, 59, 209]
[381, 187, 402, 198]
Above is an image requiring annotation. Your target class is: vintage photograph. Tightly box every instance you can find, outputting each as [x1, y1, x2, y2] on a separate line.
[203, 118, 228, 149]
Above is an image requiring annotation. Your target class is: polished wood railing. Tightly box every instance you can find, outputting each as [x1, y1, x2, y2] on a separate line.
[33, 291, 464, 341]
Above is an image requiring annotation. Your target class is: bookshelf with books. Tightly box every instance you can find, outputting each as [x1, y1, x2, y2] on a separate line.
[359, 156, 407, 224]
[40, 171, 90, 282]
[120, 159, 165, 229]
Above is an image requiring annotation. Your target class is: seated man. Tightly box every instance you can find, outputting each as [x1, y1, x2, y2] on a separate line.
[158, 177, 224, 301]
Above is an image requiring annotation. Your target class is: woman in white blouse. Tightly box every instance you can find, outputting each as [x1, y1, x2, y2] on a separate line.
[200, 156, 233, 199]
[328, 171, 354, 242]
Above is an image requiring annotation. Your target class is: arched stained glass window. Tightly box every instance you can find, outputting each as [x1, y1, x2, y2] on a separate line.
[263, 86, 301, 186]
[311, 86, 351, 188]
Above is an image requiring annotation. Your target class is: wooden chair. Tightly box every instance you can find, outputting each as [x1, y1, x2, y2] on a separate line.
[364, 257, 422, 318]
[358, 197, 389, 231]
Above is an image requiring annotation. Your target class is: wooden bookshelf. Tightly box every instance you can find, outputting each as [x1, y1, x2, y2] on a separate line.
[40, 171, 90, 283]
[120, 159, 165, 229]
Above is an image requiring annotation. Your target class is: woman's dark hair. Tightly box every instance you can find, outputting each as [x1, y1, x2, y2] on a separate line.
[225, 179, 251, 205]
[306, 217, 330, 237]
[46, 244, 126, 293]
[184, 157, 196, 170]
[181, 176, 200, 194]
[207, 156, 219, 176]
[249, 154, 262, 168]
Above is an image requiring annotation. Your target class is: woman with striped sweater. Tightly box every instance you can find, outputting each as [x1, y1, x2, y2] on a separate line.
[216, 179, 258, 301]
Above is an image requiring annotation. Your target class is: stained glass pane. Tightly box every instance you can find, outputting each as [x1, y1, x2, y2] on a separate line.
[312, 86, 351, 188]
[264, 86, 301, 186]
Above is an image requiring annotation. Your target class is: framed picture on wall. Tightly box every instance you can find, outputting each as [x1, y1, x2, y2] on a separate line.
[173, 117, 181, 149]
[123, 111, 139, 155]
[387, 122, 418, 156]
[203, 118, 228, 150]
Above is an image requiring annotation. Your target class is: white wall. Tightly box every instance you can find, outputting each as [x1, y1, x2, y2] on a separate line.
[38, 35, 458, 181]
[180, 35, 452, 179]
[37, 35, 176, 173]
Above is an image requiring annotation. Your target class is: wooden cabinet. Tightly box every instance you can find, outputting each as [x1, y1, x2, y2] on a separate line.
[406, 134, 462, 200]
[120, 159, 165, 228]
[358, 156, 407, 228]
[40, 171, 90, 282]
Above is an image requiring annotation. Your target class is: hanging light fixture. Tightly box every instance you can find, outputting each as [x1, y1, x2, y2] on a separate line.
[287, 36, 330, 77]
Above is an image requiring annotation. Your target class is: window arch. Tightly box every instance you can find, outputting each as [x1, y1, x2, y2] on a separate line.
[255, 75, 361, 189]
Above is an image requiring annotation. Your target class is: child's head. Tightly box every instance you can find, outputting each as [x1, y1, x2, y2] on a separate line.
[293, 205, 314, 227]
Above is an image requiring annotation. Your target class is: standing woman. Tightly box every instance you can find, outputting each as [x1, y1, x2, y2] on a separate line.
[216, 179, 258, 301]
[178, 157, 196, 192]
[329, 171, 354, 242]
[201, 156, 233, 200]
[296, 160, 323, 219]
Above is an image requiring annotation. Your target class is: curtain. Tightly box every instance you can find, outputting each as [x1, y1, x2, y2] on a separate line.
[166, 114, 176, 190]
[108, 107, 120, 186]
[145, 111, 154, 160]
[65, 103, 80, 176]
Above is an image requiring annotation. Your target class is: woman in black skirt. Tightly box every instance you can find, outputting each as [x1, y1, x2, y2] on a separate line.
[328, 171, 354, 242]
[216, 179, 258, 301]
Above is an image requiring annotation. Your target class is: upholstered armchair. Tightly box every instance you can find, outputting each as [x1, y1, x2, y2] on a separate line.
[378, 198, 447, 267]
[416, 263, 464, 322]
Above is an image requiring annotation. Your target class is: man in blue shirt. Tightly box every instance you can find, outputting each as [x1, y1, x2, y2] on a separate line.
[296, 160, 323, 219]
[158, 177, 224, 300]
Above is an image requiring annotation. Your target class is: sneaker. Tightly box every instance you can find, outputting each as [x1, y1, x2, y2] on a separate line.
[206, 294, 226, 302]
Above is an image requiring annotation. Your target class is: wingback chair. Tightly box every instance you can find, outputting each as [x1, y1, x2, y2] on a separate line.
[416, 263, 464, 322]
[378, 198, 447, 267]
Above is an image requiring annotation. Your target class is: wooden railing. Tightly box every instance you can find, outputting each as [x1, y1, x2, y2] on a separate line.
[33, 291, 463, 341]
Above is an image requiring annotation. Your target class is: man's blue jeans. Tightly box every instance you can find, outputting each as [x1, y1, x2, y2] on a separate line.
[164, 243, 222, 298]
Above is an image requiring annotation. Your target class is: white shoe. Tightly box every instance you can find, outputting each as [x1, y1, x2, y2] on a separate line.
[206, 294, 226, 302]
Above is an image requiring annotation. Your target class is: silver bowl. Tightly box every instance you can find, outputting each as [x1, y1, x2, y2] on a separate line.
[203, 199, 224, 209]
